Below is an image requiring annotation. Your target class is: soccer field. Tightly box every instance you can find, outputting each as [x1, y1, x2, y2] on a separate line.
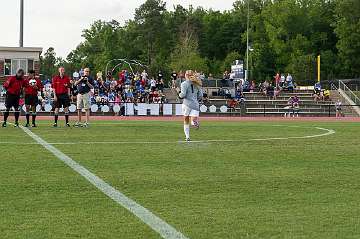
[1, 120, 360, 239]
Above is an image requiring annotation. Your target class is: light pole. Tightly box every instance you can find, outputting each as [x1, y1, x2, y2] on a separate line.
[245, 0, 250, 81]
[20, 0, 24, 47]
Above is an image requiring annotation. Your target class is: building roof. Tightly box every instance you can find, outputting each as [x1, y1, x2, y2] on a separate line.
[0, 46, 43, 52]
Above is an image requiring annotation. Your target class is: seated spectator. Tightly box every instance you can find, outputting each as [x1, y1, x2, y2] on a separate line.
[202, 90, 210, 104]
[266, 84, 274, 97]
[249, 80, 256, 92]
[273, 86, 281, 99]
[286, 80, 295, 93]
[228, 98, 239, 111]
[235, 89, 245, 104]
[243, 79, 250, 92]
[323, 89, 330, 101]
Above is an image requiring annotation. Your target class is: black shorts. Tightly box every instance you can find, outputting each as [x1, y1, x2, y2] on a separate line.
[55, 94, 70, 109]
[25, 95, 38, 106]
[5, 93, 20, 110]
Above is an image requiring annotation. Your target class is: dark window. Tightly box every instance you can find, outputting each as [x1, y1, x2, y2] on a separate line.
[4, 59, 11, 75]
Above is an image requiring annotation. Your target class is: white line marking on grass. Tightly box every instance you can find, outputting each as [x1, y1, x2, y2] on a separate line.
[0, 127, 335, 145]
[19, 126, 190, 239]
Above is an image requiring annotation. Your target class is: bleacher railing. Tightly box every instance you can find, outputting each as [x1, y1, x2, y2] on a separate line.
[339, 80, 360, 105]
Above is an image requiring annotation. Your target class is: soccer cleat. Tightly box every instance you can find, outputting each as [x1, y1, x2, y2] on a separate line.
[14, 122, 19, 128]
[32, 123, 37, 128]
[53, 123, 58, 127]
[186, 138, 191, 142]
[25, 123, 30, 127]
[83, 123, 89, 128]
[2, 122, 7, 127]
[192, 120, 200, 130]
[66, 123, 71, 127]
[74, 122, 81, 128]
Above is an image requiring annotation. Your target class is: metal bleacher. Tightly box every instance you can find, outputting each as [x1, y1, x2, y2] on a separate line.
[166, 84, 338, 117]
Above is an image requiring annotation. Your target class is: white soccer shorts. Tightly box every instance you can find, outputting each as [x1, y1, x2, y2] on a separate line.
[182, 104, 199, 117]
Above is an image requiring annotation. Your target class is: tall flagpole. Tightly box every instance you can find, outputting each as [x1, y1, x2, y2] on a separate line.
[246, 0, 250, 81]
[20, 0, 24, 47]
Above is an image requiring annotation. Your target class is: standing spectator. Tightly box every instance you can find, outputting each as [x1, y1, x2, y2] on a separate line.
[284, 96, 294, 118]
[150, 78, 157, 92]
[335, 100, 343, 118]
[171, 71, 177, 89]
[280, 74, 286, 88]
[274, 72, 280, 87]
[157, 78, 165, 92]
[52, 67, 71, 127]
[157, 70, 164, 82]
[2, 69, 25, 127]
[222, 70, 230, 87]
[292, 95, 300, 117]
[74, 68, 94, 127]
[286, 73, 293, 84]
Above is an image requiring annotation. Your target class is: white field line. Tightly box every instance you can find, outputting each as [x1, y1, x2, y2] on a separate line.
[0, 127, 335, 145]
[19, 126, 189, 239]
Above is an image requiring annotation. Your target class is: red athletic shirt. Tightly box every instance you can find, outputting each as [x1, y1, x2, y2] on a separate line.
[3, 76, 24, 95]
[24, 77, 43, 96]
[52, 75, 70, 95]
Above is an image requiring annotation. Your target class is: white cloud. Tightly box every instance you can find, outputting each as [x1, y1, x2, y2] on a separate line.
[0, 0, 235, 58]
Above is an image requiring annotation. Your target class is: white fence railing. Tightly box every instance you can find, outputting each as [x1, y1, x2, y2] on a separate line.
[338, 80, 360, 105]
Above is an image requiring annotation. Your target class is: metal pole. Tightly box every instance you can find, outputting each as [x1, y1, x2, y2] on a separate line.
[317, 55, 321, 83]
[20, 0, 24, 47]
[246, 0, 250, 81]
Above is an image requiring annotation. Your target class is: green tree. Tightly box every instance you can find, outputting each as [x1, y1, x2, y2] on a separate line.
[334, 0, 360, 77]
[40, 47, 58, 79]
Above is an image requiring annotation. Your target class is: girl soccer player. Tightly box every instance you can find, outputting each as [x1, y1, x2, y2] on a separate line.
[178, 70, 203, 142]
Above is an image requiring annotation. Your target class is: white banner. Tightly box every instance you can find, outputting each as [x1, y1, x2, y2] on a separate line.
[163, 104, 173, 115]
[175, 104, 183, 116]
[149, 104, 160, 116]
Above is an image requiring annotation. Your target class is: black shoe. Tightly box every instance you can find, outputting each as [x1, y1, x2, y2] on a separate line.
[66, 123, 71, 127]
[2, 122, 6, 128]
[53, 123, 58, 127]
[32, 123, 37, 128]
[186, 138, 191, 142]
[25, 123, 30, 127]
[14, 122, 19, 128]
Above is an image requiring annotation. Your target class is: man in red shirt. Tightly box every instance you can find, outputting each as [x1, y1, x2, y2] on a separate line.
[2, 69, 25, 127]
[52, 67, 71, 127]
[23, 70, 43, 127]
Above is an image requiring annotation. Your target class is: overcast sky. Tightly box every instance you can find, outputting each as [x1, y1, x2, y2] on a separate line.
[1, 0, 235, 58]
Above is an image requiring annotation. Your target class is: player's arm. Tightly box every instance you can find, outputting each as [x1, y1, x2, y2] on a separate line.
[51, 77, 57, 101]
[178, 82, 187, 99]
[3, 77, 12, 90]
[67, 79, 71, 97]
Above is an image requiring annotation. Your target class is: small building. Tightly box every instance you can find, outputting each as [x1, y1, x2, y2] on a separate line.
[0, 46, 42, 82]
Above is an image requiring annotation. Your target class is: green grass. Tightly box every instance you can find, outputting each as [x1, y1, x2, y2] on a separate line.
[1, 120, 360, 239]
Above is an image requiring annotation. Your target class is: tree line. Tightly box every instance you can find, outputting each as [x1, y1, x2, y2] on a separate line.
[41, 0, 360, 84]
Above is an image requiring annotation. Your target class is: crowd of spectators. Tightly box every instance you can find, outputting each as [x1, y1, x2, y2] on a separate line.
[40, 69, 169, 108]
[313, 82, 331, 101]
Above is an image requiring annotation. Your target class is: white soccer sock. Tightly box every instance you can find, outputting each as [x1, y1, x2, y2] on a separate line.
[184, 124, 190, 139]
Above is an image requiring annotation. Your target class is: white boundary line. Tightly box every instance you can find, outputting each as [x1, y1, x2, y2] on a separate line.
[19, 126, 189, 239]
[0, 127, 335, 145]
